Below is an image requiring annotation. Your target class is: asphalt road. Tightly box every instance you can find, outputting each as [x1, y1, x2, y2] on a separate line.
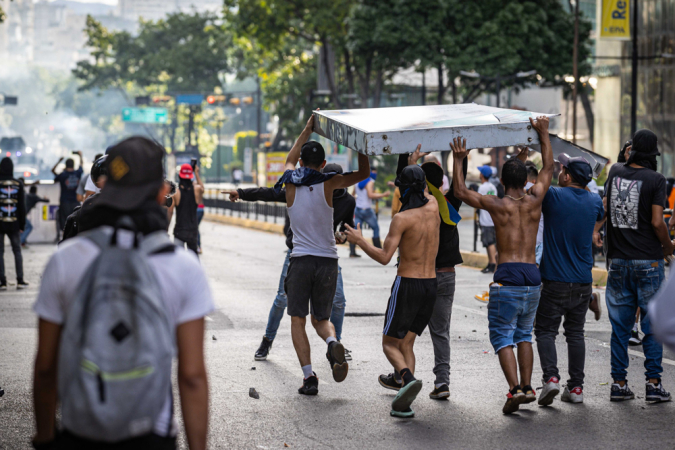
[1, 222, 674, 449]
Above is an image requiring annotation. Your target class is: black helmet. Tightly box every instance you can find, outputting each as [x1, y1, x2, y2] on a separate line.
[91, 155, 108, 183]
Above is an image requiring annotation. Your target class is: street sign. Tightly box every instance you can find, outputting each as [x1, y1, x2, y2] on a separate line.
[176, 94, 204, 105]
[600, 0, 631, 40]
[122, 107, 168, 124]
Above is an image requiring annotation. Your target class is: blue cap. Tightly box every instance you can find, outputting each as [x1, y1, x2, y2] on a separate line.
[478, 165, 493, 179]
[558, 153, 593, 186]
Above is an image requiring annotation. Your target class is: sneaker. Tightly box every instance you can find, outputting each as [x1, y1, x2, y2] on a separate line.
[392, 379, 423, 413]
[343, 346, 352, 361]
[503, 388, 525, 414]
[0, 386, 3, 397]
[628, 330, 642, 346]
[254, 336, 273, 361]
[481, 266, 492, 274]
[610, 383, 635, 401]
[589, 292, 601, 321]
[538, 377, 560, 406]
[522, 385, 536, 404]
[561, 386, 584, 403]
[390, 407, 414, 418]
[326, 341, 348, 382]
[474, 291, 489, 303]
[16, 279, 29, 290]
[378, 373, 402, 391]
[429, 384, 450, 400]
[298, 373, 319, 395]
[349, 253, 362, 258]
[646, 382, 671, 403]
[0, 281, 6, 291]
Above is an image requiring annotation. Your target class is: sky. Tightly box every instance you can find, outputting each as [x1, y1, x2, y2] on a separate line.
[46, 0, 118, 4]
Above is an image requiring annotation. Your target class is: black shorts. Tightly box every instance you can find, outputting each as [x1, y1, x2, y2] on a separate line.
[383, 276, 437, 339]
[481, 226, 496, 247]
[285, 255, 338, 321]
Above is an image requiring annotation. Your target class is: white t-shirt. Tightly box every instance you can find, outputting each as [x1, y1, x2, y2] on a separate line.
[441, 175, 450, 193]
[84, 175, 101, 195]
[587, 179, 599, 195]
[478, 181, 496, 226]
[355, 179, 373, 210]
[33, 234, 214, 436]
[525, 182, 545, 245]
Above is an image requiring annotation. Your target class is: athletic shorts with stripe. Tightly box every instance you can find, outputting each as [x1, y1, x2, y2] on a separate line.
[383, 276, 438, 339]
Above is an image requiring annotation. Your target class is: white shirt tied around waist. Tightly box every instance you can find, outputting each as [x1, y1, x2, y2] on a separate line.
[288, 182, 338, 259]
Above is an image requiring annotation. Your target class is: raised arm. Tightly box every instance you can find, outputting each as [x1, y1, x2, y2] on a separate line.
[366, 181, 391, 199]
[285, 114, 315, 171]
[450, 137, 500, 211]
[51, 157, 64, 176]
[76, 151, 84, 169]
[326, 152, 370, 190]
[528, 116, 553, 199]
[344, 214, 405, 265]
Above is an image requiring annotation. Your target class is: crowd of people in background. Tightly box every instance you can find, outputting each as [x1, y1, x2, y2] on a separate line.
[0, 108, 668, 449]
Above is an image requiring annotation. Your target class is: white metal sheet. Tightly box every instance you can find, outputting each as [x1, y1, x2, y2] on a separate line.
[313, 103, 558, 155]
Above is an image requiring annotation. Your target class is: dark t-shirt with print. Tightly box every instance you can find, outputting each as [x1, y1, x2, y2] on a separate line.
[604, 164, 667, 260]
[55, 168, 83, 204]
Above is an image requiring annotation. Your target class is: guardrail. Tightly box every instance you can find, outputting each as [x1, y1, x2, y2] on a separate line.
[202, 189, 286, 223]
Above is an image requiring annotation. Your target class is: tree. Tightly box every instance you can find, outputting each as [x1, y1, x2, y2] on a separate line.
[0, 0, 11, 24]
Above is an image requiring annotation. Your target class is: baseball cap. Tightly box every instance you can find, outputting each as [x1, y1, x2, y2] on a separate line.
[300, 141, 325, 166]
[478, 165, 492, 179]
[179, 163, 194, 179]
[323, 163, 343, 174]
[557, 153, 593, 187]
[96, 137, 165, 211]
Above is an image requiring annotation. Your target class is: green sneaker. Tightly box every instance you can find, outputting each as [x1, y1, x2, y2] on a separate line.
[392, 379, 423, 413]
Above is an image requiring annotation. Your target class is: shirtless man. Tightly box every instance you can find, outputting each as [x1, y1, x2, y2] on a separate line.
[278, 113, 370, 395]
[451, 116, 553, 414]
[345, 163, 440, 418]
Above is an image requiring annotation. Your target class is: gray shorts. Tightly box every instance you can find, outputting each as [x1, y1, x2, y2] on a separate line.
[285, 255, 338, 320]
[481, 226, 496, 248]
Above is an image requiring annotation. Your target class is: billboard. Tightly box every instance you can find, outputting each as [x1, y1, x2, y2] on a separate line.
[265, 152, 287, 187]
[600, 0, 631, 40]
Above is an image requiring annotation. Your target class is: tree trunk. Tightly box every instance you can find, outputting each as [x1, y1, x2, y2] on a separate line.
[357, 58, 372, 107]
[343, 50, 355, 109]
[437, 63, 445, 105]
[320, 37, 342, 109]
[373, 69, 384, 108]
[451, 74, 457, 104]
[579, 90, 594, 148]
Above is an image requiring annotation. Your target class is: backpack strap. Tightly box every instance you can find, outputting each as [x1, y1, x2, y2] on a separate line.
[140, 231, 176, 256]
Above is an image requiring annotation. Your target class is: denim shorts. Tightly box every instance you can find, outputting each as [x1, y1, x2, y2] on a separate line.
[488, 284, 542, 353]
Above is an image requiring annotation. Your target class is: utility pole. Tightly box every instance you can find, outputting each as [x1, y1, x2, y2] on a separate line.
[256, 76, 262, 149]
[572, 0, 579, 144]
[630, 0, 639, 137]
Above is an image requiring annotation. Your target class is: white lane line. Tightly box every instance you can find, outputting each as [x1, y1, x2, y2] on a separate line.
[453, 306, 675, 366]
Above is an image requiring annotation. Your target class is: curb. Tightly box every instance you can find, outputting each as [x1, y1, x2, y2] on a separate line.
[205, 213, 285, 235]
[205, 214, 608, 287]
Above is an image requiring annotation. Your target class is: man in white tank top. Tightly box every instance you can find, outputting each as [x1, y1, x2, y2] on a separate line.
[278, 113, 370, 396]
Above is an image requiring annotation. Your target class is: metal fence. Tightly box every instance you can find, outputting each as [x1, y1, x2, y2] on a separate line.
[203, 189, 286, 223]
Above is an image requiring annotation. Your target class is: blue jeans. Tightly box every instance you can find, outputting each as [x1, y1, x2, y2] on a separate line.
[265, 249, 347, 341]
[488, 284, 541, 353]
[354, 207, 380, 239]
[606, 259, 665, 381]
[20, 219, 33, 245]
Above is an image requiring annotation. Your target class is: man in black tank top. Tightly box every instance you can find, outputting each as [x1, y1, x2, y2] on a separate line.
[173, 164, 203, 255]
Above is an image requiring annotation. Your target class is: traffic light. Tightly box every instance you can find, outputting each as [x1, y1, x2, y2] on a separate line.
[153, 95, 172, 104]
[135, 96, 151, 106]
[207, 95, 227, 105]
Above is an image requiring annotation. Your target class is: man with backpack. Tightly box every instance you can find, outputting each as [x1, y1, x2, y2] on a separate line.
[32, 137, 213, 450]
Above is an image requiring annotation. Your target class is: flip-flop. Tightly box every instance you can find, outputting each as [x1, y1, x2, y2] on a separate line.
[390, 408, 415, 418]
[392, 379, 423, 413]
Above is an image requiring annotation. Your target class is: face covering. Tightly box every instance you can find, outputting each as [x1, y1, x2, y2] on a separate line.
[396, 165, 428, 213]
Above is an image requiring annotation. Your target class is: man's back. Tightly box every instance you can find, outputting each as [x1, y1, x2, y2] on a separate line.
[489, 195, 543, 264]
[605, 164, 667, 260]
[540, 187, 604, 283]
[397, 196, 440, 278]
